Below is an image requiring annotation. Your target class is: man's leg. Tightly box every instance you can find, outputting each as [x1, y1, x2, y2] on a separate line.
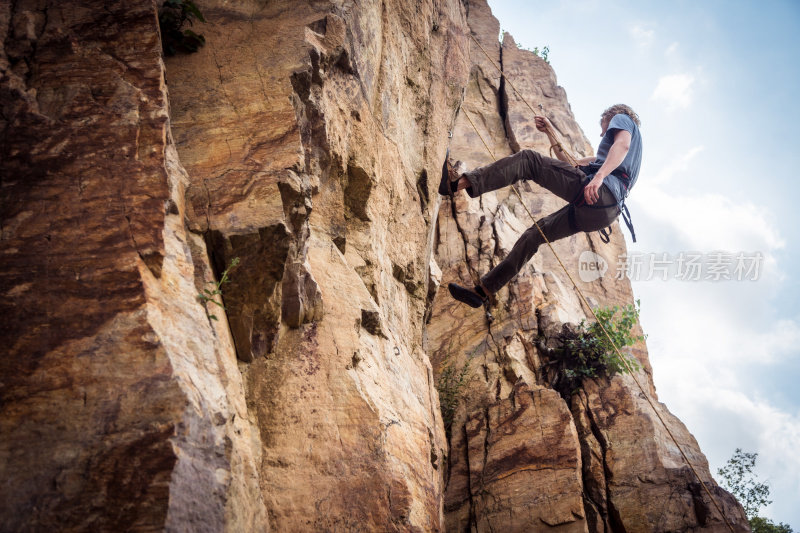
[480, 204, 574, 293]
[480, 186, 621, 294]
[460, 149, 586, 200]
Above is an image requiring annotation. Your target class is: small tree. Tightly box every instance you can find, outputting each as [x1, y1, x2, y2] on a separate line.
[717, 448, 771, 518]
[717, 449, 794, 532]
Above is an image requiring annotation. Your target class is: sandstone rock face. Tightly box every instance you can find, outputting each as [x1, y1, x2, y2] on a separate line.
[430, 3, 749, 532]
[1, 2, 266, 531]
[164, 1, 470, 530]
[1, 0, 749, 531]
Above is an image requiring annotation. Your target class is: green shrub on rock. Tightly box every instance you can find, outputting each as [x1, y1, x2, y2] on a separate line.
[541, 300, 645, 397]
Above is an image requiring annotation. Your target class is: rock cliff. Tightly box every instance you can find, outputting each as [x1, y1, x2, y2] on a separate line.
[0, 0, 748, 531]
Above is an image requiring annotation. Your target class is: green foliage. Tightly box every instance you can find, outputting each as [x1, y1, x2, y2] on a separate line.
[197, 257, 239, 321]
[159, 0, 207, 56]
[497, 30, 550, 63]
[530, 45, 550, 64]
[517, 42, 551, 64]
[436, 357, 471, 438]
[575, 300, 645, 373]
[750, 517, 794, 533]
[717, 448, 795, 531]
[548, 300, 644, 396]
[717, 448, 772, 519]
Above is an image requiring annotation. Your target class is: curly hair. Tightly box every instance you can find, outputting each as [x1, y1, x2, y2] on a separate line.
[601, 104, 641, 127]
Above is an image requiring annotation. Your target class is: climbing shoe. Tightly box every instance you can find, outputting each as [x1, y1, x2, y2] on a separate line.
[439, 148, 461, 196]
[448, 283, 488, 308]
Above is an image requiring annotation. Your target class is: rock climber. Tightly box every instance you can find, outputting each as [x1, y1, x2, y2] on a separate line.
[440, 104, 642, 308]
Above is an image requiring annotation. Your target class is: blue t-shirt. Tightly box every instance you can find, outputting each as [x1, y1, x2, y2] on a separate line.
[583, 113, 642, 204]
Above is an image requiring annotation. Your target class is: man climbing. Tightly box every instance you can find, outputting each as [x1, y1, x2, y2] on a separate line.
[440, 104, 642, 308]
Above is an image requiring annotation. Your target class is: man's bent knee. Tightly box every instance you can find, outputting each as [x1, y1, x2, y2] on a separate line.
[521, 148, 542, 168]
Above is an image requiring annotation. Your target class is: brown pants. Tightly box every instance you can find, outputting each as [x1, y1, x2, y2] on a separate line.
[462, 149, 620, 293]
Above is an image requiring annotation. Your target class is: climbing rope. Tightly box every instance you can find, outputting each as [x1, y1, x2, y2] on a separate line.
[458, 32, 736, 532]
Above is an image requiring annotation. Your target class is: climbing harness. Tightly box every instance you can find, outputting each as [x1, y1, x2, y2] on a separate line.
[457, 32, 735, 532]
[571, 167, 637, 244]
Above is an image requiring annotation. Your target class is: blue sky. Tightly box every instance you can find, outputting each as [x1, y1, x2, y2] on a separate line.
[487, 0, 800, 526]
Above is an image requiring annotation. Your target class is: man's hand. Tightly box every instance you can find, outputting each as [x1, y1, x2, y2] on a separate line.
[584, 174, 605, 205]
[534, 116, 552, 134]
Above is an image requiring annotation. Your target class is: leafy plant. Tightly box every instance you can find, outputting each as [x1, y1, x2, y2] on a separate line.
[198, 256, 239, 321]
[541, 300, 645, 397]
[516, 41, 550, 64]
[717, 448, 772, 519]
[531, 45, 550, 64]
[717, 448, 794, 531]
[436, 357, 471, 438]
[159, 0, 207, 56]
[750, 517, 794, 533]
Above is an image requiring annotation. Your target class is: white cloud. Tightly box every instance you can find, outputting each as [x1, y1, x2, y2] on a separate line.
[665, 42, 679, 56]
[652, 73, 695, 109]
[630, 24, 655, 48]
[650, 145, 704, 185]
[637, 283, 800, 367]
[632, 187, 785, 253]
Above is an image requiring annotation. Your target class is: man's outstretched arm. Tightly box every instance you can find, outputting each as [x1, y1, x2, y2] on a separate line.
[535, 116, 575, 163]
[584, 129, 631, 204]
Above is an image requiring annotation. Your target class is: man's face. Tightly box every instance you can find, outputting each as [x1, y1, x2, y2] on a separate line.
[600, 115, 611, 137]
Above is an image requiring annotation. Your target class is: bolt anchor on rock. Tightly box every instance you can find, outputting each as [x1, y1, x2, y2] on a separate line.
[483, 302, 494, 324]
